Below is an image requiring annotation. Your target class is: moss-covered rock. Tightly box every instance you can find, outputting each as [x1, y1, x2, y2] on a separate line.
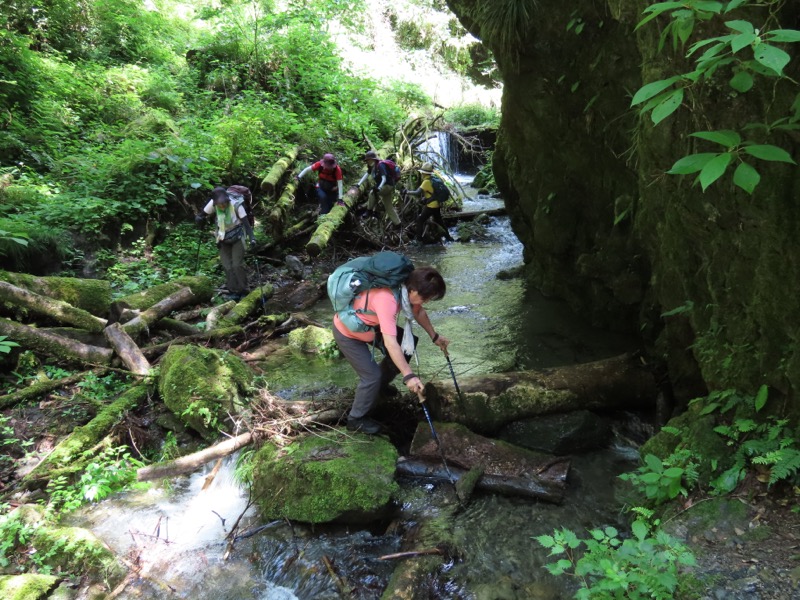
[0, 574, 59, 600]
[30, 526, 125, 585]
[158, 345, 253, 440]
[287, 325, 334, 354]
[251, 431, 399, 524]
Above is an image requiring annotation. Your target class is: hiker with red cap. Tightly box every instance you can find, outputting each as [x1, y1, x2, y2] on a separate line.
[357, 150, 401, 227]
[295, 153, 344, 216]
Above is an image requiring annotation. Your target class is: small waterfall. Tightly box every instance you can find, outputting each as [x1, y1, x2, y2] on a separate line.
[419, 131, 459, 173]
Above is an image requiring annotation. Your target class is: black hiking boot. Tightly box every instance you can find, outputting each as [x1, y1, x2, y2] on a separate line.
[346, 417, 381, 434]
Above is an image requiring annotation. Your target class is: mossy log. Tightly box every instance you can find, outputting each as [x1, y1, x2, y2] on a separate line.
[152, 317, 200, 336]
[206, 300, 235, 331]
[121, 286, 196, 337]
[140, 325, 244, 359]
[260, 145, 300, 197]
[0, 368, 106, 410]
[110, 275, 213, 316]
[218, 284, 274, 326]
[0, 317, 113, 365]
[0, 270, 112, 317]
[424, 352, 656, 434]
[268, 177, 299, 236]
[24, 385, 150, 485]
[306, 182, 370, 256]
[0, 281, 108, 332]
[103, 323, 151, 376]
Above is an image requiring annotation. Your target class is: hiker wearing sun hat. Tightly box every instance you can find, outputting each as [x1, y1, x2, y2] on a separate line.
[295, 153, 344, 215]
[357, 150, 401, 226]
[405, 162, 455, 243]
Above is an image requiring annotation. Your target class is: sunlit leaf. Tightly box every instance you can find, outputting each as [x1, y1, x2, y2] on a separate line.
[651, 88, 684, 124]
[731, 32, 758, 53]
[690, 130, 741, 147]
[725, 20, 754, 34]
[729, 70, 754, 92]
[754, 384, 768, 412]
[725, 0, 748, 13]
[732, 162, 760, 194]
[667, 153, 717, 174]
[766, 29, 800, 43]
[631, 76, 681, 106]
[753, 44, 790, 75]
[699, 153, 733, 190]
[743, 144, 796, 163]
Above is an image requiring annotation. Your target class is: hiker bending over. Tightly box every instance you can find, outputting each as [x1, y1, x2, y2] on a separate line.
[295, 153, 344, 215]
[358, 150, 401, 226]
[196, 187, 256, 301]
[405, 162, 455, 243]
[333, 266, 450, 434]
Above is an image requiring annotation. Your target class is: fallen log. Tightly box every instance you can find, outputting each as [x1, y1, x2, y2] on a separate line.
[110, 276, 213, 320]
[441, 207, 506, 222]
[103, 323, 151, 376]
[0, 270, 112, 316]
[0, 317, 113, 365]
[206, 300, 235, 331]
[408, 421, 569, 504]
[306, 182, 370, 256]
[122, 287, 196, 337]
[424, 352, 656, 434]
[152, 317, 200, 337]
[218, 285, 274, 326]
[0, 281, 108, 332]
[268, 177, 299, 237]
[141, 325, 244, 359]
[260, 145, 300, 197]
[0, 368, 106, 410]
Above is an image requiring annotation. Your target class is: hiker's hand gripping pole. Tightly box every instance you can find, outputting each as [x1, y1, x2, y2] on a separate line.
[431, 332, 450, 353]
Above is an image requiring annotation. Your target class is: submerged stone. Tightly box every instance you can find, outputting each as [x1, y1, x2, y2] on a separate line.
[251, 431, 399, 524]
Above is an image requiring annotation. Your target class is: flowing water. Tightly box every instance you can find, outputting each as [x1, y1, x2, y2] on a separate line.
[68, 175, 644, 599]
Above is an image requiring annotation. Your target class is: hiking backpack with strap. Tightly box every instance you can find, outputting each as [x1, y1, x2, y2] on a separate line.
[226, 185, 255, 227]
[327, 251, 415, 333]
[429, 174, 450, 204]
[379, 159, 402, 185]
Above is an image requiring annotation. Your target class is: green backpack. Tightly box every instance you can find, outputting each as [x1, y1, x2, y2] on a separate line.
[430, 175, 451, 204]
[327, 251, 414, 333]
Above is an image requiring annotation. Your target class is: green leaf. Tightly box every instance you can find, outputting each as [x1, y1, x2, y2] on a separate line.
[732, 162, 760, 193]
[644, 454, 664, 473]
[693, 1, 723, 12]
[731, 32, 758, 53]
[651, 88, 684, 124]
[536, 534, 555, 548]
[690, 130, 741, 147]
[766, 30, 800, 43]
[729, 70, 754, 92]
[631, 520, 648, 541]
[754, 384, 768, 412]
[743, 144, 796, 163]
[699, 153, 733, 191]
[753, 44, 790, 76]
[725, 20, 754, 34]
[725, 0, 748, 12]
[631, 76, 681, 106]
[664, 467, 684, 478]
[636, 2, 684, 31]
[667, 153, 717, 174]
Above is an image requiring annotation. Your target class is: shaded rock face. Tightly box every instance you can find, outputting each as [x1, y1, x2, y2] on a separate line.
[497, 410, 612, 455]
[448, 0, 800, 403]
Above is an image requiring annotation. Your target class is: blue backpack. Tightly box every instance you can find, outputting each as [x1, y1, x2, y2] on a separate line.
[327, 251, 414, 333]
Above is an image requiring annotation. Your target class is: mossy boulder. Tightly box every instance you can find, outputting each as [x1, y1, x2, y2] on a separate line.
[287, 325, 334, 354]
[251, 431, 399, 524]
[31, 526, 125, 585]
[158, 345, 253, 440]
[0, 574, 59, 600]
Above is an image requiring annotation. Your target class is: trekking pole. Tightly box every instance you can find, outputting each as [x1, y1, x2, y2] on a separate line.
[417, 391, 455, 483]
[194, 228, 204, 275]
[251, 253, 268, 316]
[444, 349, 467, 417]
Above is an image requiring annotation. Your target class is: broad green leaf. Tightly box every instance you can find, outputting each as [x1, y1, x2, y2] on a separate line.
[651, 88, 684, 124]
[731, 32, 758, 53]
[733, 162, 760, 194]
[699, 152, 733, 190]
[642, 89, 675, 113]
[743, 144, 796, 163]
[753, 43, 790, 76]
[664, 467, 684, 478]
[692, 1, 723, 12]
[766, 29, 800, 43]
[754, 384, 768, 412]
[636, 2, 684, 31]
[725, 19, 754, 34]
[729, 70, 754, 92]
[690, 130, 741, 147]
[725, 0, 748, 12]
[644, 454, 664, 473]
[631, 76, 681, 106]
[631, 520, 648, 541]
[536, 534, 555, 548]
[667, 152, 717, 174]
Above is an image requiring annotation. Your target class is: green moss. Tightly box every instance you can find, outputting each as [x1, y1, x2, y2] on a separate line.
[158, 345, 253, 439]
[115, 275, 213, 310]
[0, 574, 59, 600]
[251, 431, 399, 524]
[31, 526, 125, 584]
[287, 325, 334, 354]
[456, 385, 575, 433]
[0, 271, 112, 317]
[219, 284, 274, 326]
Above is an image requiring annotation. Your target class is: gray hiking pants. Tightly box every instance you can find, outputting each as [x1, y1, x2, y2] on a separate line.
[367, 185, 401, 226]
[218, 238, 248, 294]
[333, 325, 400, 419]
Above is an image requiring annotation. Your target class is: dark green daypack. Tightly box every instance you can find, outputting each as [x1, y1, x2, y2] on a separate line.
[430, 175, 450, 204]
[327, 251, 414, 332]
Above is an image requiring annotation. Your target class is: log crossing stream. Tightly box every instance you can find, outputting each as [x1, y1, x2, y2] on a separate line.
[67, 176, 647, 599]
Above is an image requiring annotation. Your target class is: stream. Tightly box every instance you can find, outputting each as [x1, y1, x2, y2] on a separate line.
[68, 176, 645, 599]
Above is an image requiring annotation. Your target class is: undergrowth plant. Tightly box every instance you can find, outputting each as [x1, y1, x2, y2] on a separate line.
[619, 447, 700, 507]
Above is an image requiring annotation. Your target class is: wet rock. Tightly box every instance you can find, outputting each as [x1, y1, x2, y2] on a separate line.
[287, 325, 334, 354]
[0, 574, 59, 600]
[284, 254, 304, 279]
[497, 410, 612, 454]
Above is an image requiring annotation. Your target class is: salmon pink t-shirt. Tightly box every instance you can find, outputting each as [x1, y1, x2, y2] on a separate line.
[333, 287, 399, 342]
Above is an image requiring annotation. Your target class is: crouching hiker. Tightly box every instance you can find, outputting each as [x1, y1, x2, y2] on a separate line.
[328, 252, 450, 434]
[404, 162, 455, 243]
[196, 186, 256, 301]
[295, 153, 344, 215]
[358, 150, 401, 227]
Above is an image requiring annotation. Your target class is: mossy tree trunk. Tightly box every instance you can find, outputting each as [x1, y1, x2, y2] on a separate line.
[0, 271, 112, 316]
[103, 323, 151, 376]
[305, 182, 370, 256]
[268, 177, 300, 237]
[260, 145, 300, 197]
[0, 281, 108, 332]
[121, 287, 196, 338]
[0, 317, 113, 365]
